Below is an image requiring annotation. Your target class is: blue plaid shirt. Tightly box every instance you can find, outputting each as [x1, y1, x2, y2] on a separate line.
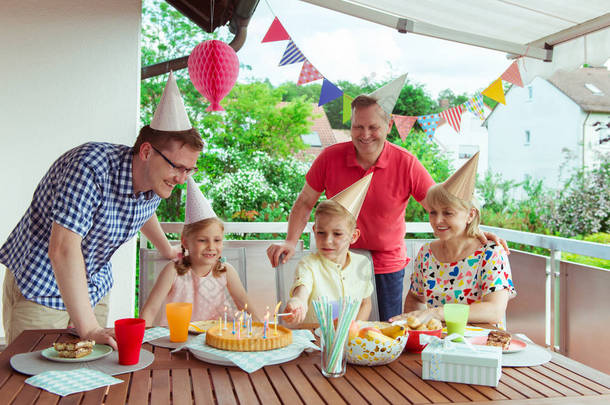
[0, 142, 161, 310]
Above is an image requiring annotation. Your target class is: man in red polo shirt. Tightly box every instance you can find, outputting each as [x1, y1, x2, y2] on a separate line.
[268, 76, 503, 321]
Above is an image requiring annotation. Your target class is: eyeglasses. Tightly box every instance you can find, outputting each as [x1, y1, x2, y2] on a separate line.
[151, 146, 198, 176]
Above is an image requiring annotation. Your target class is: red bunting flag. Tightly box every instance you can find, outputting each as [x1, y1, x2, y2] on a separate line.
[392, 115, 417, 141]
[262, 17, 290, 43]
[297, 60, 323, 85]
[440, 105, 464, 134]
[501, 61, 524, 88]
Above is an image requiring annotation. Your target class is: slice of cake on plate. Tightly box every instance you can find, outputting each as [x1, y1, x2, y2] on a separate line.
[486, 330, 511, 350]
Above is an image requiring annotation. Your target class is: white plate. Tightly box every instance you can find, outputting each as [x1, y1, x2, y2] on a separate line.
[189, 346, 303, 367]
[41, 344, 113, 363]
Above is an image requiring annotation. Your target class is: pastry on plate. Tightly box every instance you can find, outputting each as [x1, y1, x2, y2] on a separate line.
[486, 330, 511, 350]
[53, 338, 95, 358]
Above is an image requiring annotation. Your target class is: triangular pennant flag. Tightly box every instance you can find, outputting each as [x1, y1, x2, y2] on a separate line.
[318, 78, 343, 106]
[297, 60, 323, 85]
[482, 78, 506, 105]
[279, 40, 306, 66]
[342, 94, 354, 123]
[262, 17, 290, 43]
[440, 105, 464, 134]
[463, 94, 486, 121]
[416, 114, 441, 141]
[392, 115, 417, 141]
[501, 61, 524, 88]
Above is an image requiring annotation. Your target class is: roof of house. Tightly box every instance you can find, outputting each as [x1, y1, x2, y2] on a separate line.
[548, 67, 610, 113]
[277, 103, 338, 159]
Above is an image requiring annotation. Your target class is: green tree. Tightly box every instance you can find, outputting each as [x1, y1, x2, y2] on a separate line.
[141, 0, 313, 222]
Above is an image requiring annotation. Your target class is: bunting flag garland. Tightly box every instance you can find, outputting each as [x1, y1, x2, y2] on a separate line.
[440, 105, 464, 134]
[262, 17, 291, 43]
[482, 78, 506, 105]
[279, 41, 306, 66]
[392, 115, 417, 141]
[342, 94, 354, 123]
[417, 114, 441, 141]
[501, 61, 524, 88]
[261, 9, 526, 146]
[319, 78, 343, 106]
[297, 60, 324, 85]
[464, 94, 486, 121]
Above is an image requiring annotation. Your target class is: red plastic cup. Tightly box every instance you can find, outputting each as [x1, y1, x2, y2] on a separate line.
[114, 318, 145, 365]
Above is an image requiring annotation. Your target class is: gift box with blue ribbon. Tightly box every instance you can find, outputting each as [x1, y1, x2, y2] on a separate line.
[420, 333, 502, 387]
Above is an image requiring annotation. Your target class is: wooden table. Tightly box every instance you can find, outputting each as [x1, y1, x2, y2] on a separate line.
[1, 327, 609, 404]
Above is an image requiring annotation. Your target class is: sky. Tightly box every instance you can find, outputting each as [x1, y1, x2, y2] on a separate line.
[232, 0, 513, 99]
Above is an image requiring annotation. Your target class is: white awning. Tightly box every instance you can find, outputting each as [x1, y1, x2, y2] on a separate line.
[300, 0, 610, 82]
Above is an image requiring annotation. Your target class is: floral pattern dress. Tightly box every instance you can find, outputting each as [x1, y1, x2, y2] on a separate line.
[410, 242, 516, 307]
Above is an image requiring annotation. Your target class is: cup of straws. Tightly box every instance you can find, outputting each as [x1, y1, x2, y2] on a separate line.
[313, 296, 360, 378]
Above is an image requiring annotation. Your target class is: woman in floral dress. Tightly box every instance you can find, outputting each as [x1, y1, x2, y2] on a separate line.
[390, 153, 516, 327]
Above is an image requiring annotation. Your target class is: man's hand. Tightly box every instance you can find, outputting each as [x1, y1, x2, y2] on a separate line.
[267, 242, 296, 268]
[284, 298, 307, 325]
[82, 326, 117, 350]
[478, 231, 510, 255]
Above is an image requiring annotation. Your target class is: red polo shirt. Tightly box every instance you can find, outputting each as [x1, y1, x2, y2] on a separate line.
[306, 141, 434, 274]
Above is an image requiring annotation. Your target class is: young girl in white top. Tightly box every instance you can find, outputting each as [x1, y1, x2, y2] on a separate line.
[141, 177, 259, 326]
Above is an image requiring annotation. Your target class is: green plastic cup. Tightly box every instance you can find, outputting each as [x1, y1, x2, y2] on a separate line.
[444, 303, 469, 342]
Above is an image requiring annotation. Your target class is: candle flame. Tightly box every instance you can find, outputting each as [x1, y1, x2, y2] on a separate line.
[274, 301, 282, 313]
[264, 311, 270, 320]
[234, 311, 240, 317]
[244, 303, 248, 311]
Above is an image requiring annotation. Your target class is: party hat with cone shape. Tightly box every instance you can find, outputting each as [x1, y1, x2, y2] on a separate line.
[185, 177, 217, 224]
[150, 71, 192, 131]
[442, 152, 479, 201]
[330, 173, 373, 219]
[368, 74, 407, 115]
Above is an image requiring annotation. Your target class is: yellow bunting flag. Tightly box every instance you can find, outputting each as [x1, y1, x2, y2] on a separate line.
[342, 94, 354, 123]
[482, 78, 506, 105]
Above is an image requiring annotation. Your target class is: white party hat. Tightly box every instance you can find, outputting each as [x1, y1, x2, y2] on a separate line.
[442, 152, 479, 201]
[330, 173, 373, 220]
[185, 177, 217, 224]
[150, 71, 192, 131]
[368, 74, 408, 115]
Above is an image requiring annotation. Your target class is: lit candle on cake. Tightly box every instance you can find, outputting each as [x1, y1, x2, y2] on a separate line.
[274, 301, 282, 335]
[237, 316, 242, 339]
[233, 311, 239, 334]
[263, 311, 269, 339]
[223, 306, 227, 330]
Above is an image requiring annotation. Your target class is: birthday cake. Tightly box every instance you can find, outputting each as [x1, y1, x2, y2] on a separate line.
[205, 322, 293, 351]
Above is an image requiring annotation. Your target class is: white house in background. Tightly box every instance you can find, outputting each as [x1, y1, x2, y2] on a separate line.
[434, 110, 489, 176]
[485, 67, 610, 195]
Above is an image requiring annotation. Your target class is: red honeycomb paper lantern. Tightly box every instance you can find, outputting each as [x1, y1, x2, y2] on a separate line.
[188, 40, 239, 112]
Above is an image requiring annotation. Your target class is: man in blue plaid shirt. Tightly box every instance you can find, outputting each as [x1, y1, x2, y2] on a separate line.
[0, 73, 202, 348]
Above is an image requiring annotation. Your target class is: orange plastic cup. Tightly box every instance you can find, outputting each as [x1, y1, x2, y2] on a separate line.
[166, 302, 192, 342]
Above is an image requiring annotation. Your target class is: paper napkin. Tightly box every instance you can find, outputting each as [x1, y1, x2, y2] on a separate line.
[143, 327, 170, 343]
[25, 368, 122, 396]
